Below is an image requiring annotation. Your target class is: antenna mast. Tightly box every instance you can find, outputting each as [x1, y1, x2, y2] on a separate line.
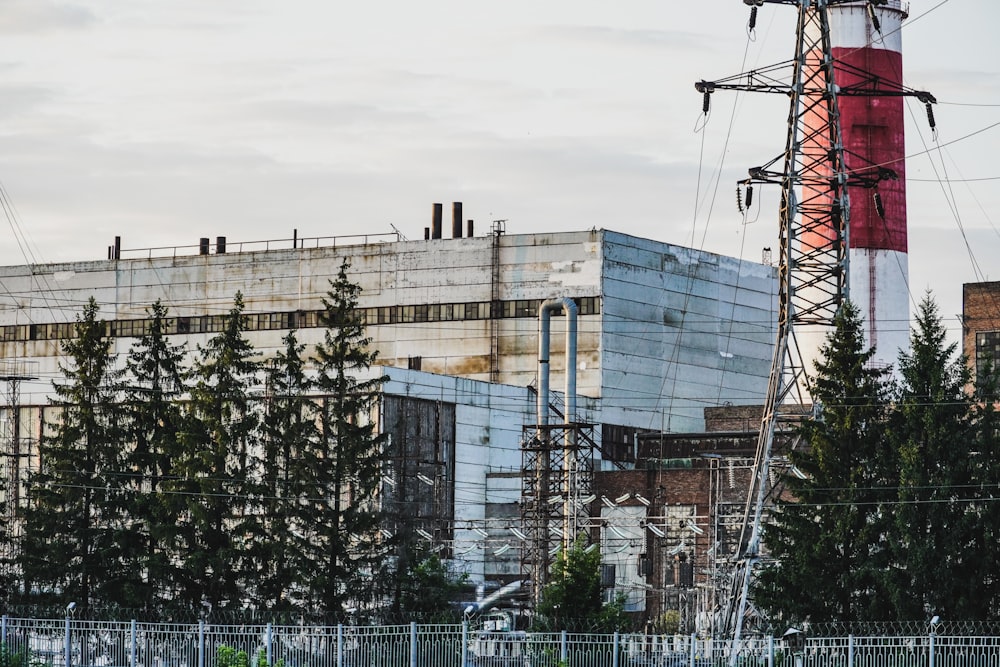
[696, 0, 936, 654]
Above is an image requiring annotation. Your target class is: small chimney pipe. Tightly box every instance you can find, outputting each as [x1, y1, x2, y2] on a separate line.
[467, 220, 474, 238]
[432, 203, 443, 239]
[452, 202, 463, 238]
[199, 238, 210, 255]
[216, 236, 227, 254]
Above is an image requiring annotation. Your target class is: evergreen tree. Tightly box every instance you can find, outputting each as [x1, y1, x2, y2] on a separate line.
[753, 302, 892, 625]
[306, 260, 388, 613]
[18, 298, 126, 609]
[252, 329, 318, 611]
[168, 293, 262, 610]
[122, 300, 190, 611]
[966, 356, 1000, 619]
[885, 294, 978, 620]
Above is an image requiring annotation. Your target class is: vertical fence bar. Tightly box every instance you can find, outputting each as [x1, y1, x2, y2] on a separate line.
[266, 623, 272, 667]
[561, 631, 568, 663]
[198, 620, 205, 667]
[461, 622, 469, 667]
[409, 622, 417, 667]
[2, 615, 7, 645]
[336, 624, 344, 667]
[64, 615, 71, 667]
[130, 620, 137, 667]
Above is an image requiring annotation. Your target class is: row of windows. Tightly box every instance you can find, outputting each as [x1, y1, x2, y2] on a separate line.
[4, 297, 601, 342]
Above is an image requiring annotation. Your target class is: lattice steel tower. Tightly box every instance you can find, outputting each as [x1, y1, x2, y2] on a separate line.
[695, 0, 936, 652]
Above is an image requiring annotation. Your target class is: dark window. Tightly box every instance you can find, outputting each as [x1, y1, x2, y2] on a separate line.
[977, 331, 1000, 382]
[601, 424, 638, 463]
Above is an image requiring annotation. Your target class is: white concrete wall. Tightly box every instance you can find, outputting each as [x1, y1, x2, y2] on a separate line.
[0, 230, 776, 431]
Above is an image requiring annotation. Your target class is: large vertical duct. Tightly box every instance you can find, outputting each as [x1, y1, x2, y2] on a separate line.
[537, 298, 578, 555]
[808, 1, 910, 368]
[452, 202, 463, 238]
[431, 203, 443, 239]
[537, 299, 578, 431]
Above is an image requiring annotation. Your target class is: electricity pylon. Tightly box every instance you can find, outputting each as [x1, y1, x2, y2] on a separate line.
[695, 0, 935, 657]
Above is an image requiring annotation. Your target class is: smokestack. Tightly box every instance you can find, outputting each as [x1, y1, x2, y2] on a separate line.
[432, 203, 443, 239]
[452, 202, 463, 238]
[804, 2, 910, 369]
[199, 238, 210, 255]
[216, 236, 226, 254]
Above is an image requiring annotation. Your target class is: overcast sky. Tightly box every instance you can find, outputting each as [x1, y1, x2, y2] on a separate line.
[0, 0, 997, 341]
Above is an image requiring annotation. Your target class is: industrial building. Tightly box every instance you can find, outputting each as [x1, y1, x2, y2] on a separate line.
[963, 281, 1000, 386]
[0, 219, 778, 622]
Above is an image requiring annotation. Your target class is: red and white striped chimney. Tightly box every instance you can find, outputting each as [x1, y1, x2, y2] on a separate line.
[828, 1, 910, 368]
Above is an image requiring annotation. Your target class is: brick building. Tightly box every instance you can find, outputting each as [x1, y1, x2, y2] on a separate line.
[963, 281, 1000, 386]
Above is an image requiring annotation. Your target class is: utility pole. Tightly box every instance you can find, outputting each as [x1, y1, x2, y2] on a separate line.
[696, 0, 935, 657]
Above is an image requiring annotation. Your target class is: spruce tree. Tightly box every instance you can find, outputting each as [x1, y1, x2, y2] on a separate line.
[168, 293, 261, 610]
[307, 260, 388, 614]
[966, 355, 1000, 619]
[886, 293, 977, 620]
[18, 298, 126, 609]
[753, 301, 892, 625]
[122, 300, 189, 611]
[252, 329, 318, 611]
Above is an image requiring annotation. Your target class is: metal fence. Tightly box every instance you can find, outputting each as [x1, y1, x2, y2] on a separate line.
[1, 616, 995, 667]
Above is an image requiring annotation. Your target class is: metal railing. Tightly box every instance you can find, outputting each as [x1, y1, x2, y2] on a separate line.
[1, 616, 994, 667]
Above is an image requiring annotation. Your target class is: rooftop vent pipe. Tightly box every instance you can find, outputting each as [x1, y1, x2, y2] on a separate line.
[452, 202, 463, 238]
[432, 203, 443, 239]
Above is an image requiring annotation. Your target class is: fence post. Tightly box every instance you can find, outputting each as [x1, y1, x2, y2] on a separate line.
[336, 624, 343, 667]
[2, 615, 7, 646]
[198, 620, 205, 667]
[266, 623, 272, 667]
[690, 632, 696, 667]
[848, 634, 854, 667]
[410, 622, 418, 667]
[461, 622, 469, 667]
[929, 630, 936, 667]
[613, 631, 620, 667]
[64, 614, 72, 667]
[130, 620, 137, 667]
[561, 630, 568, 663]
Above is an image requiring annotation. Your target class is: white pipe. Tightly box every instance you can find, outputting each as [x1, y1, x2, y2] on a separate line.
[537, 298, 578, 430]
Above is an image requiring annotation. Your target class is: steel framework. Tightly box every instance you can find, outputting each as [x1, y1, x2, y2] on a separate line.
[695, 0, 936, 654]
[521, 421, 594, 607]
